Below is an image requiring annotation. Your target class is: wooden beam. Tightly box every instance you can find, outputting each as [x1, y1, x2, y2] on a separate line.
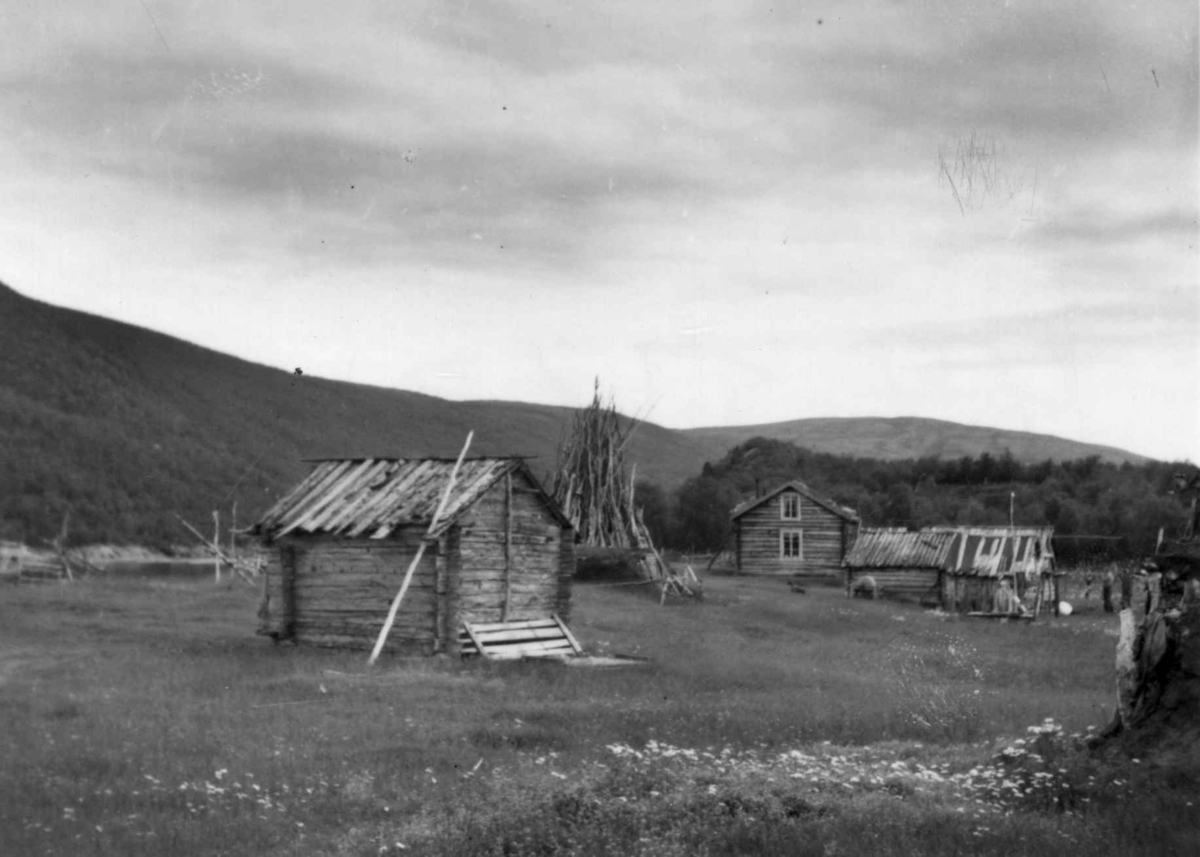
[369, 431, 473, 664]
[503, 471, 513, 622]
[229, 501, 238, 568]
[173, 514, 257, 585]
[213, 511, 221, 584]
[282, 545, 297, 640]
[461, 621, 489, 659]
[468, 617, 559, 633]
[552, 613, 583, 655]
[433, 540, 447, 654]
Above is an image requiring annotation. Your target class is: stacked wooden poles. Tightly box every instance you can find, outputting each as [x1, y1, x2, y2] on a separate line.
[368, 431, 473, 665]
[550, 382, 665, 580]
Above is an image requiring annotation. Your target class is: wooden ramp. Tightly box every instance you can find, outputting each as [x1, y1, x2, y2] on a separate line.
[966, 611, 1036, 621]
[459, 615, 583, 660]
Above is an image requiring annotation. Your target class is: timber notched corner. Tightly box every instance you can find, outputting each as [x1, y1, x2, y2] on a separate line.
[251, 457, 575, 657]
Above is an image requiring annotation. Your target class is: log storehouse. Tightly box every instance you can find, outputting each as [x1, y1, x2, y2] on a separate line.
[253, 457, 575, 656]
[730, 480, 860, 580]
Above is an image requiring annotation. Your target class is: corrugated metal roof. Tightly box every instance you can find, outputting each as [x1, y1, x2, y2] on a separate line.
[255, 457, 566, 541]
[731, 480, 859, 522]
[845, 526, 1055, 577]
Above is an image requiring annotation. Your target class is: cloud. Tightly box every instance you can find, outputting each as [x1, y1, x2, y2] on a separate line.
[884, 293, 1198, 372]
[1, 0, 1196, 461]
[748, 1, 1198, 169]
[1031, 206, 1198, 247]
[5, 37, 716, 273]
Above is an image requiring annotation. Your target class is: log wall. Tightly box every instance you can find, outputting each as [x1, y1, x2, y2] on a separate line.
[258, 550, 286, 638]
[736, 491, 853, 577]
[257, 470, 573, 654]
[454, 475, 568, 626]
[262, 530, 439, 654]
[845, 567, 942, 605]
[557, 526, 575, 622]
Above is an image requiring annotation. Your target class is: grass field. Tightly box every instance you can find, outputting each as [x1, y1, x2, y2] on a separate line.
[1, 571, 1196, 856]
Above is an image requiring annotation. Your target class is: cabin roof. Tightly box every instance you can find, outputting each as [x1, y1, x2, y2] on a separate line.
[843, 528, 957, 570]
[254, 457, 570, 541]
[845, 525, 1055, 577]
[730, 480, 859, 522]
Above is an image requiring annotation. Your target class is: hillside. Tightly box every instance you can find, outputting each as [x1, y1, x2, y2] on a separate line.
[682, 416, 1147, 468]
[0, 282, 710, 545]
[0, 282, 1151, 545]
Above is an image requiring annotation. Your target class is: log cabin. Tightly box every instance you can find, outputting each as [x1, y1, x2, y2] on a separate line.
[252, 457, 574, 656]
[730, 481, 860, 580]
[844, 525, 1057, 612]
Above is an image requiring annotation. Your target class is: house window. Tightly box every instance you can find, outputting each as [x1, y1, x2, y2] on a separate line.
[781, 493, 800, 520]
[781, 530, 803, 560]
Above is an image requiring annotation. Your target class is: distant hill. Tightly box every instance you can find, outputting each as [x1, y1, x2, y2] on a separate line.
[0, 282, 1150, 545]
[681, 417, 1147, 468]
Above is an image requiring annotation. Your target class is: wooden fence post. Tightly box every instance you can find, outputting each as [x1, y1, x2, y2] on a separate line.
[213, 511, 221, 583]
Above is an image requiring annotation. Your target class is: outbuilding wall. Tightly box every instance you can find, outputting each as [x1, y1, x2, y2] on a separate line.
[453, 472, 571, 626]
[260, 529, 438, 654]
[846, 566, 942, 605]
[941, 574, 1059, 613]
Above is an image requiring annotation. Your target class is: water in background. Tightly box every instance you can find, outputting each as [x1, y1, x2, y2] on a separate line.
[98, 560, 222, 581]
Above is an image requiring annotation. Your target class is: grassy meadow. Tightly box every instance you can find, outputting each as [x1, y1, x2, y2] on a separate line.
[1, 570, 1197, 855]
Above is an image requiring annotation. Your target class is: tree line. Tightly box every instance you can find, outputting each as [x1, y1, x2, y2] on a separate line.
[635, 437, 1196, 559]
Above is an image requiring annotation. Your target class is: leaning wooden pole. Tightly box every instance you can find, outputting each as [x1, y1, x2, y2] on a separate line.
[173, 514, 256, 585]
[369, 431, 474, 665]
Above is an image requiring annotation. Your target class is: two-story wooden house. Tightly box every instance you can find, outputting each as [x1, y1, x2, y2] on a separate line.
[730, 481, 859, 580]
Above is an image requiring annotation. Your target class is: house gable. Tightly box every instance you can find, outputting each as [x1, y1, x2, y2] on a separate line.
[731, 480, 858, 524]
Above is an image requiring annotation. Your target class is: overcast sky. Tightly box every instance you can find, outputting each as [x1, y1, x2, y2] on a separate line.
[3, 1, 1197, 462]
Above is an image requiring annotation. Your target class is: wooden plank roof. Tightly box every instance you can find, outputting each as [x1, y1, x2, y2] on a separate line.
[730, 480, 859, 522]
[254, 457, 570, 541]
[843, 528, 956, 570]
[845, 526, 1055, 577]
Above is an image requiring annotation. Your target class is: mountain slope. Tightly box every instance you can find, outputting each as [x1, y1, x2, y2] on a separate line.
[0, 282, 1149, 545]
[681, 416, 1147, 468]
[0, 282, 707, 544]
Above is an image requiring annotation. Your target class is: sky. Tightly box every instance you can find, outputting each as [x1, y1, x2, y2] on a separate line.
[2, 1, 1197, 462]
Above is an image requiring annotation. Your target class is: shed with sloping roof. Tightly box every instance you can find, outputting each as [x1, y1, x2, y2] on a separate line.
[730, 481, 860, 579]
[843, 525, 1057, 612]
[933, 526, 1056, 613]
[252, 457, 574, 655]
[842, 528, 955, 606]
